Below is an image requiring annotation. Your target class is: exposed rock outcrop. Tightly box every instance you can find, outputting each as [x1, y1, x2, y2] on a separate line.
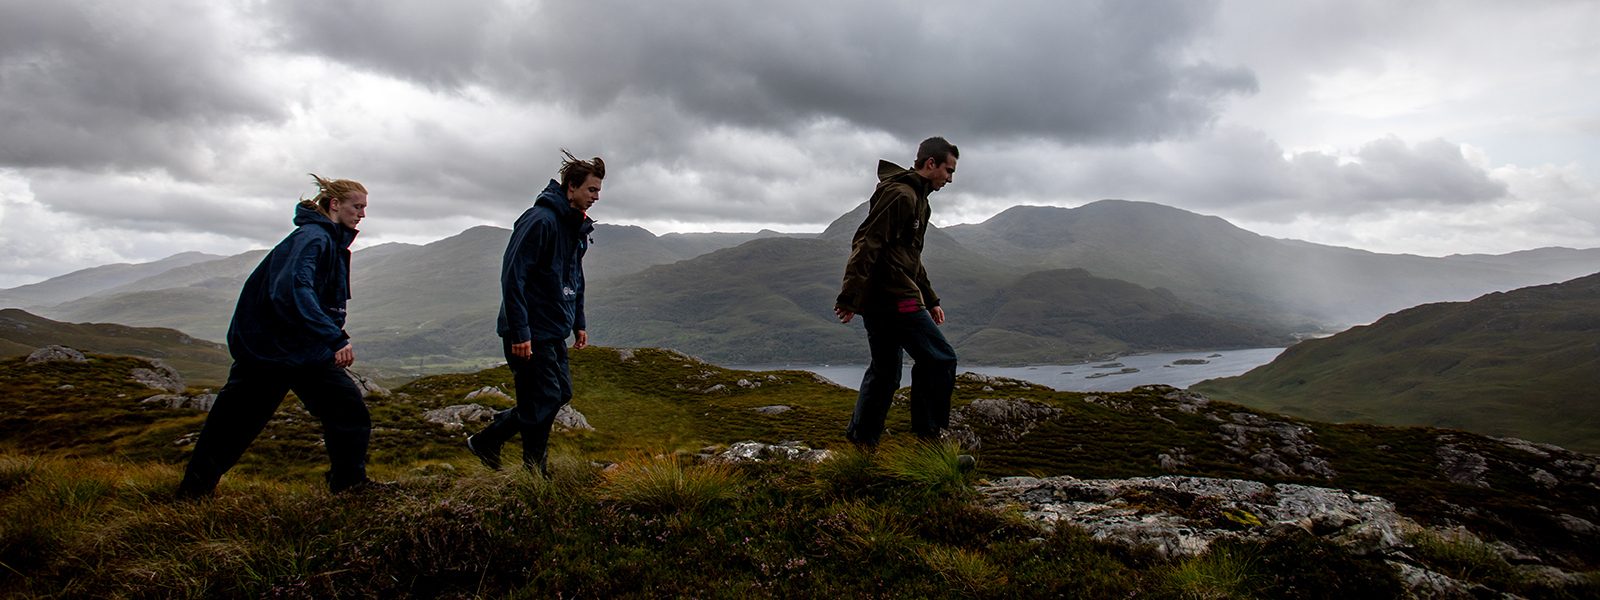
[705, 440, 832, 464]
[978, 475, 1411, 559]
[948, 397, 1062, 449]
[347, 370, 389, 398]
[140, 393, 217, 411]
[130, 360, 184, 393]
[27, 345, 87, 364]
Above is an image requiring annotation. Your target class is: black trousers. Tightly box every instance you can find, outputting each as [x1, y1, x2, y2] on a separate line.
[475, 338, 572, 469]
[178, 361, 371, 494]
[847, 309, 958, 445]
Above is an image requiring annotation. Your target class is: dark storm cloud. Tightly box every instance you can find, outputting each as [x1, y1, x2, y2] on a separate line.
[269, 0, 1256, 146]
[0, 1, 283, 174]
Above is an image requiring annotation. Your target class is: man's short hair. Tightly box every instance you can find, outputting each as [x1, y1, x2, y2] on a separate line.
[559, 150, 606, 191]
[915, 137, 959, 170]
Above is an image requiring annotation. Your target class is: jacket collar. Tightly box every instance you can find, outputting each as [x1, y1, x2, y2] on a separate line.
[876, 160, 933, 198]
[294, 202, 359, 249]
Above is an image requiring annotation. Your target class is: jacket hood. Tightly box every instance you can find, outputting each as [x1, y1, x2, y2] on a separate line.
[534, 179, 575, 219]
[533, 179, 595, 231]
[876, 160, 932, 196]
[294, 201, 358, 248]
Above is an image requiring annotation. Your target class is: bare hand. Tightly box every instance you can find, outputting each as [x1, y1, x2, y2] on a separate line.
[834, 306, 855, 324]
[930, 306, 945, 325]
[512, 340, 532, 360]
[573, 330, 588, 350]
[334, 343, 355, 368]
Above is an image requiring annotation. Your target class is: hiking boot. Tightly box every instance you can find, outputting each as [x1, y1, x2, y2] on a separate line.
[467, 434, 502, 470]
[956, 454, 977, 473]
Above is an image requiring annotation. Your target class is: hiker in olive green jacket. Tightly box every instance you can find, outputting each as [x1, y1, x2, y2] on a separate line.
[834, 137, 960, 447]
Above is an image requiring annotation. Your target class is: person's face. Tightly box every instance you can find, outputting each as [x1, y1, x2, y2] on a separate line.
[567, 175, 602, 212]
[329, 192, 367, 229]
[924, 156, 957, 191]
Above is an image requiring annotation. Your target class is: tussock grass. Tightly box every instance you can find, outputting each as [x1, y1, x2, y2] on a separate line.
[600, 453, 743, 513]
[1160, 543, 1262, 600]
[1406, 529, 1522, 590]
[919, 545, 1007, 594]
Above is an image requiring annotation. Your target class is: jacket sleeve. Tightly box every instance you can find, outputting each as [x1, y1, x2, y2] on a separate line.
[269, 233, 348, 355]
[837, 187, 912, 313]
[913, 262, 939, 308]
[501, 217, 553, 343]
[573, 258, 587, 332]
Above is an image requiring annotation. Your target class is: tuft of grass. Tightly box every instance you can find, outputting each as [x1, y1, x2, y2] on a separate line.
[919, 544, 1006, 594]
[1406, 529, 1522, 589]
[599, 453, 743, 513]
[816, 501, 921, 564]
[1160, 543, 1262, 600]
[877, 439, 973, 498]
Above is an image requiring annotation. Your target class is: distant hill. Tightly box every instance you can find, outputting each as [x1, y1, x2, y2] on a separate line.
[0, 252, 220, 309]
[943, 201, 1600, 328]
[586, 228, 1284, 364]
[14, 201, 1596, 374]
[0, 309, 229, 384]
[1192, 272, 1600, 453]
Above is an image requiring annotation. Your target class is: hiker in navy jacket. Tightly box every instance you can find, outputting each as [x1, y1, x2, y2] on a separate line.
[469, 151, 602, 475]
[177, 174, 378, 498]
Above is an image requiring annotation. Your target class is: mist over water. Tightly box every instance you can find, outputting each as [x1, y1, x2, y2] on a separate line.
[728, 347, 1287, 392]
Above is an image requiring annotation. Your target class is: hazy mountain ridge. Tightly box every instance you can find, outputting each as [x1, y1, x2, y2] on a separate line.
[6, 200, 1594, 374]
[943, 200, 1600, 328]
[0, 252, 221, 309]
[1193, 271, 1600, 453]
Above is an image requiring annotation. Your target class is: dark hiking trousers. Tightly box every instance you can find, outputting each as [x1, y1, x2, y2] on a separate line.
[847, 309, 958, 445]
[475, 338, 572, 471]
[178, 361, 371, 495]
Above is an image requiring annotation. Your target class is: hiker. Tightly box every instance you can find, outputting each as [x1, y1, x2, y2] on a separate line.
[835, 137, 961, 448]
[177, 174, 377, 498]
[468, 150, 602, 475]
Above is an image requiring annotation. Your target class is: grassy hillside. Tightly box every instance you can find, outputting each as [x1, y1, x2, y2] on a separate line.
[1194, 273, 1600, 453]
[0, 251, 220, 309]
[0, 309, 229, 385]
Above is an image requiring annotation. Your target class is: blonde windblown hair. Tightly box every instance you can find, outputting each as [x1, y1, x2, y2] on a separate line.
[300, 173, 367, 217]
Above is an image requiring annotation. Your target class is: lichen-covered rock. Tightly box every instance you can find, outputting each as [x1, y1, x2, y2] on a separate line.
[27, 345, 87, 364]
[753, 405, 792, 415]
[555, 404, 593, 431]
[140, 393, 217, 411]
[422, 402, 593, 432]
[465, 386, 512, 402]
[948, 398, 1062, 448]
[1436, 439, 1490, 488]
[977, 475, 1411, 559]
[710, 440, 831, 464]
[130, 360, 184, 393]
[423, 404, 499, 431]
[347, 369, 388, 398]
[1214, 412, 1336, 479]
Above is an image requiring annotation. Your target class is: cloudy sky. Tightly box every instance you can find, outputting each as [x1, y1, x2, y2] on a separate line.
[2, 0, 1597, 288]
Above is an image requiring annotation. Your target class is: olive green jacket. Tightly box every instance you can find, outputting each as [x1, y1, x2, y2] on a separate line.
[836, 160, 940, 314]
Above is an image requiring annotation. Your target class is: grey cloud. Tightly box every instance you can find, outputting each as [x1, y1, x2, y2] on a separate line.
[270, 0, 1256, 146]
[0, 1, 284, 174]
[27, 174, 288, 241]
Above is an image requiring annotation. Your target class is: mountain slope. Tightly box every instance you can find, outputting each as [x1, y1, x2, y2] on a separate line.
[0, 309, 229, 384]
[943, 201, 1600, 328]
[0, 252, 221, 309]
[1193, 272, 1600, 453]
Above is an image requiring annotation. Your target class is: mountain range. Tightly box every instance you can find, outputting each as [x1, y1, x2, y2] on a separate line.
[1193, 271, 1600, 453]
[6, 200, 1597, 374]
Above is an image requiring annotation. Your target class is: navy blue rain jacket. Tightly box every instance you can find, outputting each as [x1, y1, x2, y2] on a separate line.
[227, 203, 357, 366]
[498, 180, 594, 343]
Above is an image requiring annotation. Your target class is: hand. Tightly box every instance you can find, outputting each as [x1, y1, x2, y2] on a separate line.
[834, 306, 855, 324]
[930, 306, 945, 325]
[512, 340, 532, 360]
[573, 330, 588, 350]
[334, 343, 355, 368]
